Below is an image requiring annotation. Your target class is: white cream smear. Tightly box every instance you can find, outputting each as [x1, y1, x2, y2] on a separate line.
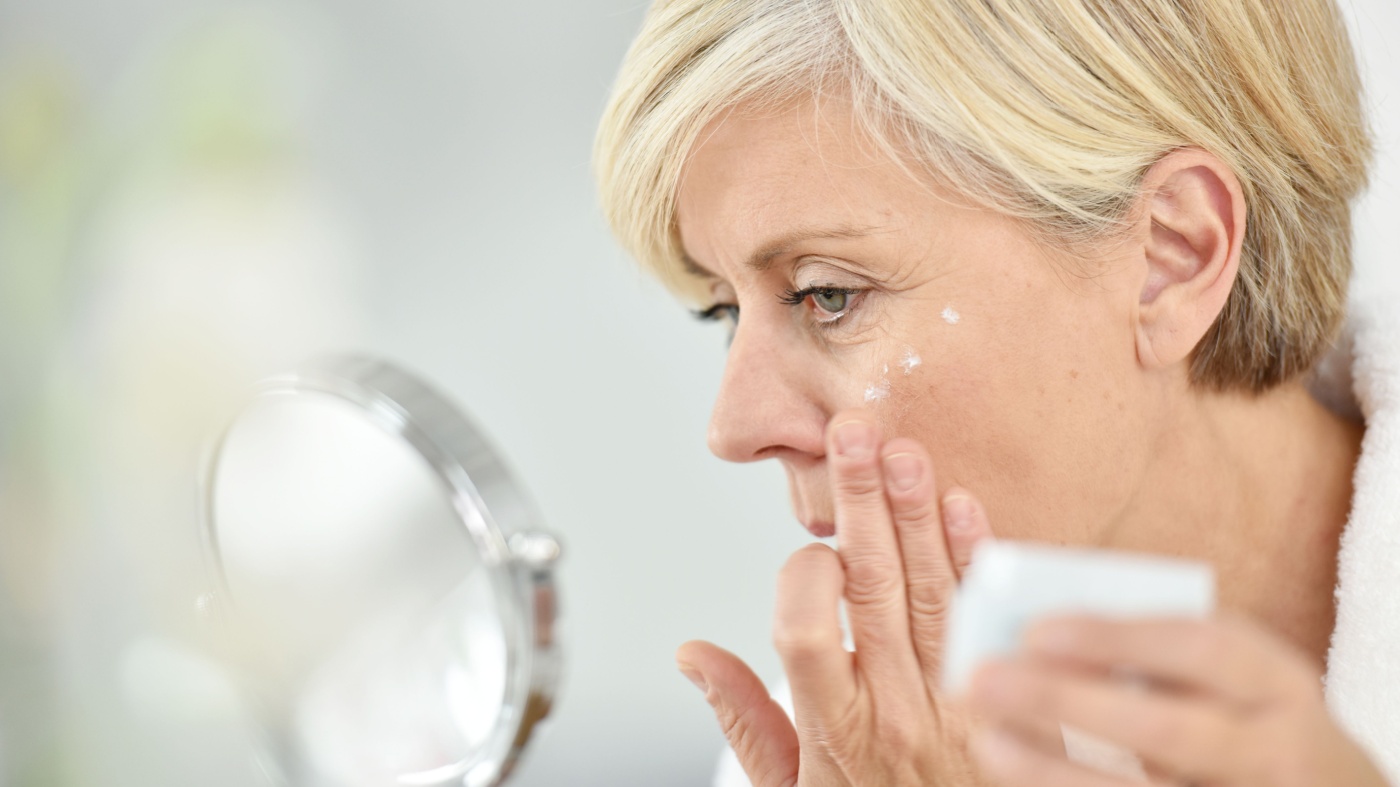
[865, 350, 924, 403]
[899, 347, 922, 375]
[856, 361, 890, 397]
[941, 306, 961, 325]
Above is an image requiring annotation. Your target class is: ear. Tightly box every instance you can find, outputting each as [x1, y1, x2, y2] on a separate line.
[1133, 149, 1246, 373]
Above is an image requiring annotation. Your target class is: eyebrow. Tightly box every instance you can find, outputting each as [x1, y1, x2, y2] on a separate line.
[680, 223, 887, 279]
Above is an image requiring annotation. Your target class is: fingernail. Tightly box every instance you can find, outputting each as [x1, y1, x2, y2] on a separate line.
[678, 663, 708, 697]
[883, 452, 922, 491]
[835, 421, 874, 459]
[943, 494, 974, 531]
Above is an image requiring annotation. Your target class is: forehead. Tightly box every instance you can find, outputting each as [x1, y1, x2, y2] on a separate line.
[674, 97, 938, 271]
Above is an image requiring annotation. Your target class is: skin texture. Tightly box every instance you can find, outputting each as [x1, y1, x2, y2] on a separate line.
[670, 95, 1380, 785]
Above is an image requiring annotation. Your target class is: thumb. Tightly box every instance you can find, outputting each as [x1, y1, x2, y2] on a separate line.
[677, 640, 799, 787]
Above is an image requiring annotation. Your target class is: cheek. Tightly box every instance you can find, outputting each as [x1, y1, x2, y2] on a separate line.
[802, 325, 919, 414]
[873, 294, 1142, 543]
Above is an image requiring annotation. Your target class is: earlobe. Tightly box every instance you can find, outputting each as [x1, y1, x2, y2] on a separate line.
[1133, 150, 1246, 374]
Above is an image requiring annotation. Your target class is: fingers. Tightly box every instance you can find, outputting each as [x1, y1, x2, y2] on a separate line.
[826, 412, 921, 682]
[879, 437, 957, 684]
[940, 486, 993, 579]
[970, 725, 1174, 787]
[1023, 615, 1317, 708]
[978, 622, 1393, 787]
[677, 640, 800, 787]
[772, 543, 858, 730]
[970, 657, 1243, 782]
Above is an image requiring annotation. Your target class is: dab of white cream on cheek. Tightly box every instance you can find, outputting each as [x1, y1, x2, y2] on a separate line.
[899, 347, 922, 375]
[941, 305, 961, 325]
[863, 363, 892, 403]
[863, 378, 891, 402]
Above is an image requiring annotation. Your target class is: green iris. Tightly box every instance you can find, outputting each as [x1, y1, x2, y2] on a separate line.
[812, 289, 849, 313]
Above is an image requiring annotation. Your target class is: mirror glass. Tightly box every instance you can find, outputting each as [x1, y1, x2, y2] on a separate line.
[202, 360, 556, 787]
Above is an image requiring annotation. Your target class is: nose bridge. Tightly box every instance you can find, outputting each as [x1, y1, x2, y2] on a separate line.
[707, 319, 823, 463]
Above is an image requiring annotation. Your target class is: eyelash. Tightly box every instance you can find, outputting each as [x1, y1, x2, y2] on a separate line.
[693, 303, 739, 324]
[779, 286, 862, 327]
[691, 286, 865, 331]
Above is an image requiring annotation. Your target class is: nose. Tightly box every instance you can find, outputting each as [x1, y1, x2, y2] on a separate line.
[706, 322, 826, 463]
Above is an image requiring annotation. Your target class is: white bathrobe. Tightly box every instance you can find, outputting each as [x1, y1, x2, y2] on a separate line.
[715, 295, 1400, 786]
[1320, 294, 1400, 785]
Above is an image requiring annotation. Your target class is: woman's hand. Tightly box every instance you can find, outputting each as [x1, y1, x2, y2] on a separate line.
[966, 614, 1392, 786]
[675, 410, 997, 786]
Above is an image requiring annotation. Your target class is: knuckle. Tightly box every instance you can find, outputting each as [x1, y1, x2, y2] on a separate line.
[891, 502, 938, 532]
[751, 762, 798, 787]
[905, 583, 951, 624]
[718, 701, 765, 759]
[820, 704, 872, 763]
[841, 558, 903, 608]
[717, 705, 744, 741]
[873, 716, 919, 754]
[833, 470, 884, 501]
[831, 452, 883, 494]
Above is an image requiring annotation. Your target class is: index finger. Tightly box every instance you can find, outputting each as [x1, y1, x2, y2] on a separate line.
[826, 411, 921, 686]
[879, 437, 957, 683]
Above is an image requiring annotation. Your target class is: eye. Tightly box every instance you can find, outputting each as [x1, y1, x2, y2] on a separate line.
[811, 289, 848, 314]
[778, 286, 863, 326]
[692, 303, 740, 345]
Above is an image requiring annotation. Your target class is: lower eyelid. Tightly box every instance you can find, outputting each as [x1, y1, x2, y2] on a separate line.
[813, 292, 865, 326]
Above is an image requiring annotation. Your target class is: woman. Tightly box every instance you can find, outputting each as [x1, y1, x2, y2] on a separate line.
[594, 0, 1396, 784]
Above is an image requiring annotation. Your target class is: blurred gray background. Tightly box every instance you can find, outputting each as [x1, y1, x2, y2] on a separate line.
[0, 0, 1394, 785]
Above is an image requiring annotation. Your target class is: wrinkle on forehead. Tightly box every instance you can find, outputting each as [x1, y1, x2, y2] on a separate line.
[674, 97, 922, 279]
[679, 221, 891, 281]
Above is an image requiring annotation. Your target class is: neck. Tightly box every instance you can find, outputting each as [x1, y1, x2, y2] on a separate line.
[1102, 380, 1363, 670]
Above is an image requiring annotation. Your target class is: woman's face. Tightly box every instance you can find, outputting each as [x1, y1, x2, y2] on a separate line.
[675, 97, 1167, 543]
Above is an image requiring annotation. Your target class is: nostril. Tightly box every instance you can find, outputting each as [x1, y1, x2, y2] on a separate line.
[706, 345, 827, 463]
[751, 445, 794, 462]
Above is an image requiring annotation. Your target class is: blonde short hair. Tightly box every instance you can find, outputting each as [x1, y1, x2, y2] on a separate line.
[594, 0, 1371, 391]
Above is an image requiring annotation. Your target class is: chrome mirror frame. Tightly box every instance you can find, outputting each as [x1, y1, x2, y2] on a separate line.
[197, 355, 561, 787]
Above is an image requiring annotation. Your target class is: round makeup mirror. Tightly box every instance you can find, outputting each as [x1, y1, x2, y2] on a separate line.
[198, 356, 560, 787]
